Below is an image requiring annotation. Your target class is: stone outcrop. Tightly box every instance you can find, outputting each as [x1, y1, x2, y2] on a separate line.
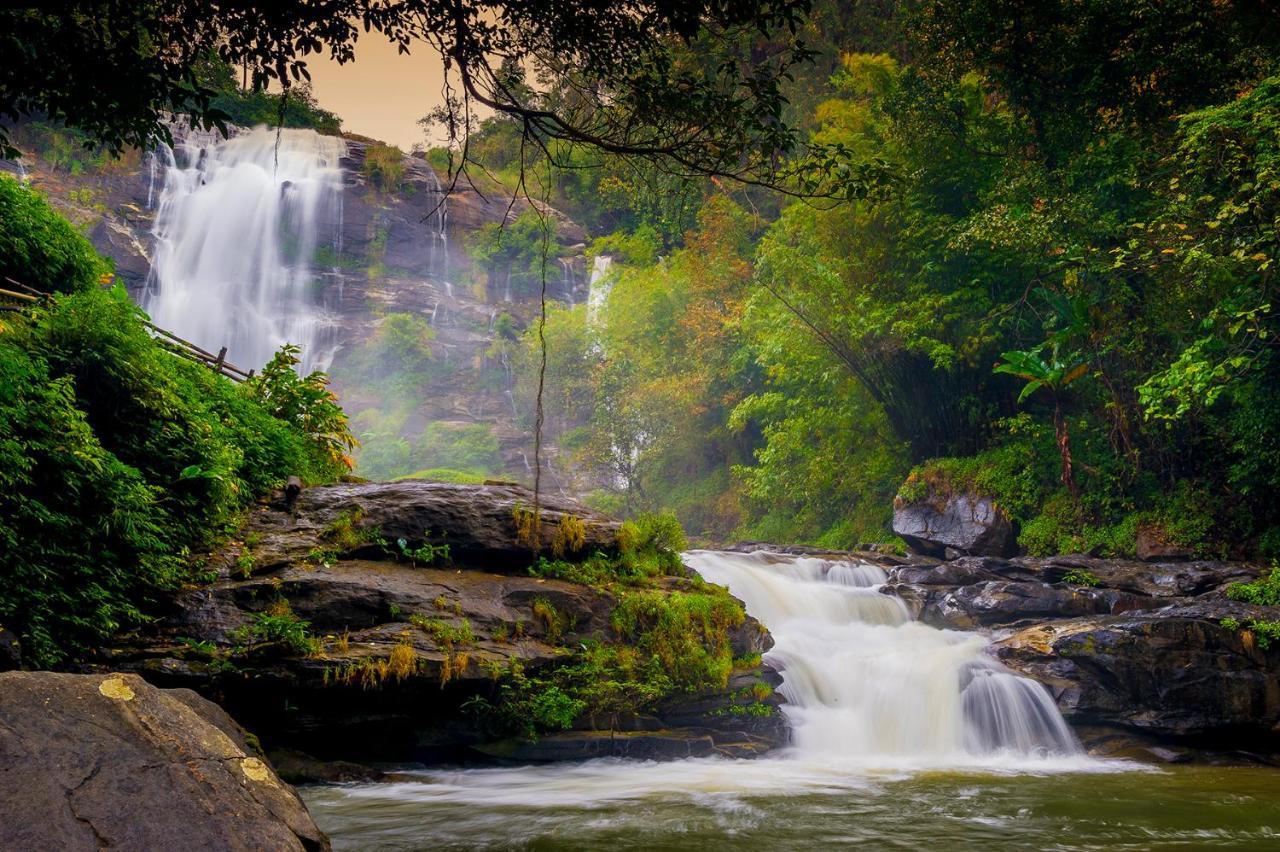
[245, 479, 620, 572]
[892, 492, 1016, 558]
[103, 482, 786, 769]
[0, 671, 327, 852]
[880, 553, 1280, 759]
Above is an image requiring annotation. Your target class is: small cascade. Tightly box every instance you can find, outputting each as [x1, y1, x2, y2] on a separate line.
[144, 125, 346, 373]
[585, 255, 613, 325]
[558, 257, 575, 306]
[685, 551, 1079, 762]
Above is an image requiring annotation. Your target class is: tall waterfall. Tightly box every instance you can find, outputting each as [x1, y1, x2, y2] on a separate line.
[144, 126, 346, 373]
[686, 550, 1079, 761]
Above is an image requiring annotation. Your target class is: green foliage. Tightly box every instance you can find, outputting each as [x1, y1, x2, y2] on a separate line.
[410, 614, 475, 647]
[0, 253, 348, 665]
[610, 588, 745, 693]
[193, 55, 341, 135]
[239, 599, 319, 656]
[362, 143, 406, 193]
[1061, 569, 1100, 588]
[394, 467, 488, 485]
[1226, 569, 1280, 608]
[392, 534, 450, 567]
[1221, 616, 1280, 651]
[0, 174, 110, 294]
[469, 209, 558, 299]
[242, 344, 356, 475]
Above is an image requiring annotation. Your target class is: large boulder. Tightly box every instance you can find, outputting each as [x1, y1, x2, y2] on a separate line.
[892, 492, 1016, 558]
[0, 671, 327, 852]
[994, 605, 1280, 749]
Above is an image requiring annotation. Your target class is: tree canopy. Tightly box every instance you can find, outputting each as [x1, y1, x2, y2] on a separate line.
[1, 0, 849, 193]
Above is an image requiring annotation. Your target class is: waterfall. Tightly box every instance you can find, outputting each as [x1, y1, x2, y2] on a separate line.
[422, 164, 450, 280]
[143, 125, 346, 373]
[585, 254, 613, 325]
[558, 257, 575, 306]
[685, 550, 1079, 762]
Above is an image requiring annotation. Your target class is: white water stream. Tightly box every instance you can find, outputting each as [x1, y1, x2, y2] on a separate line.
[143, 126, 346, 373]
[687, 550, 1079, 762]
[585, 254, 614, 326]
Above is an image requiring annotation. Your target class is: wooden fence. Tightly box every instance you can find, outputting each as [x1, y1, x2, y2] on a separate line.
[0, 277, 254, 383]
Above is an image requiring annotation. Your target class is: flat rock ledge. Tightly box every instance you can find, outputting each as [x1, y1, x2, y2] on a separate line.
[0, 671, 327, 852]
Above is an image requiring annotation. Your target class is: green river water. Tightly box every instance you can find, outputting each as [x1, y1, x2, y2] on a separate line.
[302, 761, 1280, 850]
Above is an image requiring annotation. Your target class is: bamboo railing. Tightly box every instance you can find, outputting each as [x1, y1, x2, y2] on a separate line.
[0, 277, 254, 383]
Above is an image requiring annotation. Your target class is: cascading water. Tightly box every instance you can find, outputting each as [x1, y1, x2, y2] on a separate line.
[302, 549, 1127, 847]
[143, 125, 346, 373]
[585, 254, 613, 325]
[686, 550, 1079, 762]
[421, 165, 450, 280]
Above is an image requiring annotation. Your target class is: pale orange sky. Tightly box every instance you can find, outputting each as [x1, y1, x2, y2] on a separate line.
[305, 37, 455, 151]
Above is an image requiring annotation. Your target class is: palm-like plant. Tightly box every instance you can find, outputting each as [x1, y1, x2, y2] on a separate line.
[995, 339, 1090, 501]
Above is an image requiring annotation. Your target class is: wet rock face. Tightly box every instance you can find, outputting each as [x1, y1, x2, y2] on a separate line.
[879, 553, 1279, 759]
[892, 493, 1016, 558]
[0, 671, 327, 852]
[993, 612, 1280, 742]
[107, 482, 785, 768]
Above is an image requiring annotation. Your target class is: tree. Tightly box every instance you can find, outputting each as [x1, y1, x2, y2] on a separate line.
[0, 0, 858, 196]
[994, 342, 1089, 501]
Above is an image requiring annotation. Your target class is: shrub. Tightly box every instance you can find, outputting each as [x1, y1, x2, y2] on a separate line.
[0, 280, 348, 665]
[363, 143, 406, 193]
[0, 174, 110, 294]
[1226, 568, 1280, 607]
[240, 599, 319, 656]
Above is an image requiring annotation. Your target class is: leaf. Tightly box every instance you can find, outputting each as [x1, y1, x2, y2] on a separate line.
[1017, 380, 1046, 404]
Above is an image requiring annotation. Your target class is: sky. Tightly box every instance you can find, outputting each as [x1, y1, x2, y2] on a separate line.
[305, 36, 452, 151]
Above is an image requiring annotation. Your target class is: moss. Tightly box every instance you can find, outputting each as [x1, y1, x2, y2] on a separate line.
[551, 515, 587, 557]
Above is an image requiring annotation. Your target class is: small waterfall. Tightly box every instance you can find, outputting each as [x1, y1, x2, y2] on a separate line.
[144, 126, 346, 373]
[685, 551, 1079, 762]
[585, 255, 613, 325]
[558, 257, 575, 306]
[422, 165, 450, 280]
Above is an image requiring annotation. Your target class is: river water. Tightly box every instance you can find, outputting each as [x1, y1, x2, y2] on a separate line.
[302, 550, 1280, 849]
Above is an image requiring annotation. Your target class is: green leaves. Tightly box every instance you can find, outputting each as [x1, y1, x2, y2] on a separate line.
[994, 341, 1090, 404]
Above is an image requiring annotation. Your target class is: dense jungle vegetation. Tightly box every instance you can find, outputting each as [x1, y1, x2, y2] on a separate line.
[0, 175, 354, 666]
[478, 0, 1280, 557]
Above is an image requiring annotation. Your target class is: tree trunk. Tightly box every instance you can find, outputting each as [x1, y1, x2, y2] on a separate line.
[1053, 400, 1080, 501]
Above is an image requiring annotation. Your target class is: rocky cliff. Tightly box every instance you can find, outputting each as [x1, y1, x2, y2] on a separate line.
[1, 122, 593, 489]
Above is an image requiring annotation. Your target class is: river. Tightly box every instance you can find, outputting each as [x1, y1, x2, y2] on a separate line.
[301, 550, 1280, 849]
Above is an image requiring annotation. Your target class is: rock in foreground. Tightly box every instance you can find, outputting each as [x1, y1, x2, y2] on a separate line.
[0, 671, 327, 852]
